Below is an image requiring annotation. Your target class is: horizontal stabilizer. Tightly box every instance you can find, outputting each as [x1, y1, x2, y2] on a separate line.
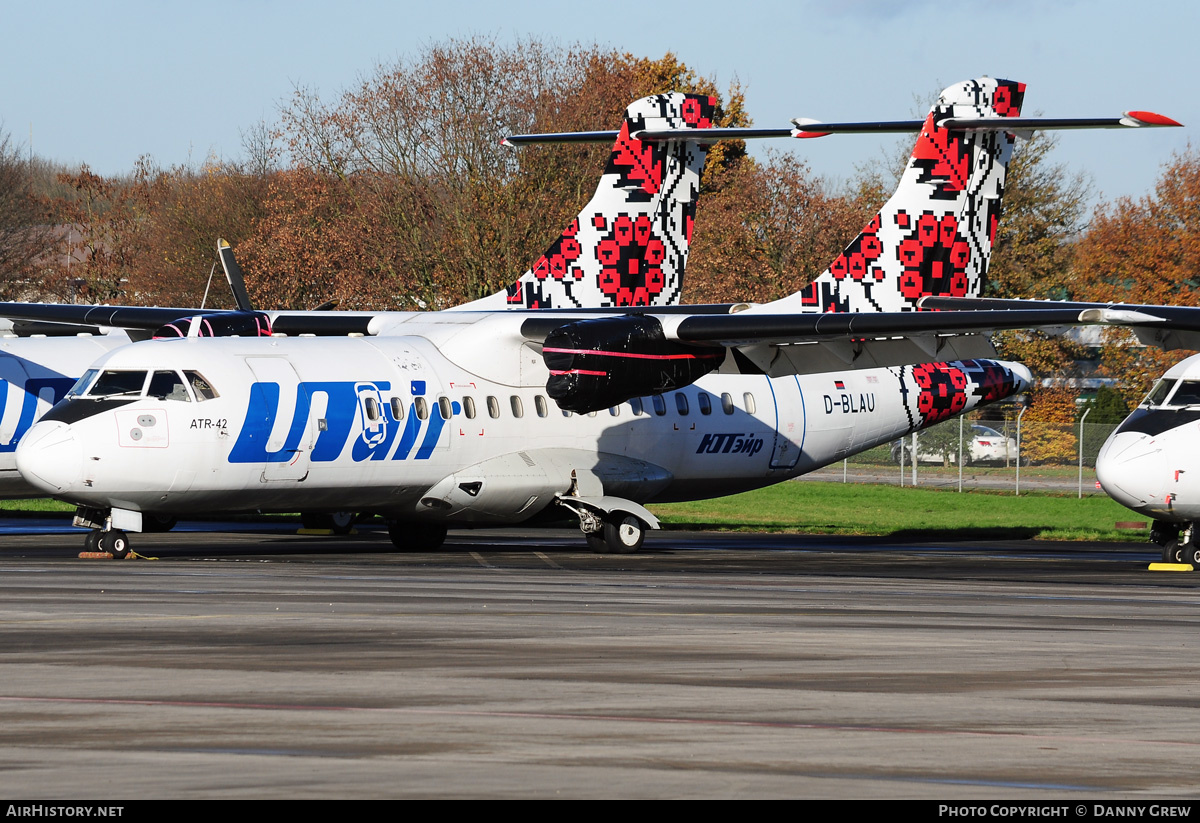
[789, 113, 1181, 134]
[503, 127, 801, 146]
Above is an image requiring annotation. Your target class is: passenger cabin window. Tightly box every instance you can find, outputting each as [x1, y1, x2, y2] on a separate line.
[535, 395, 548, 418]
[743, 392, 756, 414]
[721, 392, 734, 415]
[89, 370, 147, 397]
[364, 396, 381, 421]
[652, 395, 667, 416]
[609, 406, 620, 417]
[630, 397, 644, 416]
[414, 397, 429, 420]
[487, 396, 500, 419]
[148, 370, 191, 402]
[438, 396, 452, 420]
[463, 396, 476, 419]
[185, 371, 217, 401]
[675, 394, 689, 415]
[698, 393, 712, 415]
[390, 397, 405, 420]
[1169, 381, 1200, 407]
[510, 395, 524, 418]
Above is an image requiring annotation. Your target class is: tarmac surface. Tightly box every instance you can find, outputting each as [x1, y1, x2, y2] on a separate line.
[0, 519, 1197, 799]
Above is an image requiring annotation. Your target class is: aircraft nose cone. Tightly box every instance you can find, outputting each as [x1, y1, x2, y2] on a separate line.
[15, 422, 83, 494]
[1095, 431, 1160, 512]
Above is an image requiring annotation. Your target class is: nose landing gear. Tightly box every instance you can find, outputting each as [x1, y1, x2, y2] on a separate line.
[1151, 521, 1197, 568]
[74, 507, 135, 559]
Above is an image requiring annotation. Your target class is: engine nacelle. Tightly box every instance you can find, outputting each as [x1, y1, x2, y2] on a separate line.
[543, 315, 723, 413]
[153, 311, 273, 339]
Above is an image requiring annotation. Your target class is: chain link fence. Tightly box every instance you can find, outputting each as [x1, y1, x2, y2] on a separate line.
[827, 415, 1122, 495]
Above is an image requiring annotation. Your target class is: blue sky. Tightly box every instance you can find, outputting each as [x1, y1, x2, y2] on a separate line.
[2, 0, 1193, 210]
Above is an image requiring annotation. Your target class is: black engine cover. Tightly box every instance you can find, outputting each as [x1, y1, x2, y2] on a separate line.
[543, 315, 723, 413]
[153, 311, 273, 339]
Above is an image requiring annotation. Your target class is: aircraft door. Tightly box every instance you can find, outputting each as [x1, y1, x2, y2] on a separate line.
[244, 357, 313, 482]
[769, 376, 805, 470]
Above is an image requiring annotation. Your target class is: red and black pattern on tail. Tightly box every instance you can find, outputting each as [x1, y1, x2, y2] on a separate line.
[775, 78, 1026, 316]
[495, 93, 718, 310]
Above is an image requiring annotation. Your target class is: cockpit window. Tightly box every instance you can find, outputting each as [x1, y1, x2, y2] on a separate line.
[185, 371, 217, 401]
[1168, 380, 1200, 407]
[88, 370, 148, 397]
[1143, 379, 1177, 407]
[67, 369, 99, 398]
[148, 370, 192, 402]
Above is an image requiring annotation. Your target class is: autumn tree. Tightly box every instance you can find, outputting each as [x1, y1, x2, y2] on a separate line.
[1070, 147, 1200, 405]
[49, 163, 155, 303]
[686, 151, 877, 304]
[129, 159, 272, 307]
[243, 38, 754, 310]
[0, 127, 56, 298]
[1020, 386, 1079, 465]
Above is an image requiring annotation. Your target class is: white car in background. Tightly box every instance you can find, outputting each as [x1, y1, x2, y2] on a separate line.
[892, 424, 1019, 465]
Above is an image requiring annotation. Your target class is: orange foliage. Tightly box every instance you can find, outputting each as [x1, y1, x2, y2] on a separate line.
[1021, 387, 1079, 465]
[1072, 147, 1200, 404]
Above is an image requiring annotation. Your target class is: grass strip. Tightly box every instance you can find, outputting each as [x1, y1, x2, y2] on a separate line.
[648, 480, 1150, 542]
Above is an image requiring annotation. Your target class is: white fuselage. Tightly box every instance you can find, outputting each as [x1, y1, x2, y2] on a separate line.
[15, 312, 1031, 523]
[1096, 352, 1200, 524]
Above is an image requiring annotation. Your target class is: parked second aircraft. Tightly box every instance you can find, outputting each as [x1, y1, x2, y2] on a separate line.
[0, 78, 1183, 557]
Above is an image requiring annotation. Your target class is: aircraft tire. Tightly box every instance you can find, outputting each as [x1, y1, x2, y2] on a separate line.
[600, 513, 645, 555]
[387, 521, 447, 552]
[329, 512, 356, 535]
[100, 530, 130, 560]
[1187, 543, 1200, 568]
[83, 530, 101, 553]
[143, 514, 178, 533]
[585, 531, 607, 554]
[1163, 540, 1184, 564]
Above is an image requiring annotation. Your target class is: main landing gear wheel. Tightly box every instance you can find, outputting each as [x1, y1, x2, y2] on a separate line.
[83, 530, 101, 553]
[586, 513, 646, 555]
[1187, 543, 1200, 567]
[98, 529, 130, 560]
[1162, 540, 1185, 564]
[387, 521, 447, 552]
[143, 514, 178, 533]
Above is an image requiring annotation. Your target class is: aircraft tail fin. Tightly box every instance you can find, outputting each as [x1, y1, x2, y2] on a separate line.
[766, 77, 1028, 315]
[459, 93, 725, 310]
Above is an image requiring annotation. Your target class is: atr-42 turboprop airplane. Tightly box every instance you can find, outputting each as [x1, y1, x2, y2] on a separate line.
[0, 78, 1181, 557]
[0, 92, 762, 502]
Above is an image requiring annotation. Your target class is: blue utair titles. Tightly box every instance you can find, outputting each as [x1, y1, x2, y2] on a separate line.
[228, 380, 457, 464]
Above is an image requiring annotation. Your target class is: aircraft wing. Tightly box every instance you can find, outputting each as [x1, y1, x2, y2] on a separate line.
[0, 301, 380, 339]
[920, 296, 1200, 352]
[523, 300, 1199, 384]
